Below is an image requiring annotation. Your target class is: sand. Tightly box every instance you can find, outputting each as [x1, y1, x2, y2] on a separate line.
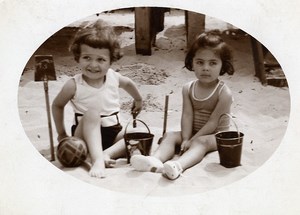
[18, 9, 290, 196]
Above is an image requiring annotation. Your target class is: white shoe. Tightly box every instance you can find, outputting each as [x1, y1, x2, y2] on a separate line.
[130, 155, 164, 173]
[163, 161, 183, 180]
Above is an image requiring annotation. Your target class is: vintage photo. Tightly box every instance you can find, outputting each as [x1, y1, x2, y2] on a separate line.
[18, 7, 290, 196]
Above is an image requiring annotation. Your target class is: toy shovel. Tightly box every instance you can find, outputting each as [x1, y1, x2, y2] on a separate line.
[34, 55, 57, 161]
[157, 95, 169, 144]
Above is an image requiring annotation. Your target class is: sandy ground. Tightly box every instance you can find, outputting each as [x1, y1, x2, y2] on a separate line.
[18, 9, 290, 196]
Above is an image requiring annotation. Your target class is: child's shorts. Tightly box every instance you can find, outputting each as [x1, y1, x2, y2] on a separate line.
[71, 113, 123, 150]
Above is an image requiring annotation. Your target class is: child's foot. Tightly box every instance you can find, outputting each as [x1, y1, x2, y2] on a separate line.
[130, 155, 164, 173]
[163, 161, 183, 180]
[89, 159, 106, 178]
[103, 153, 116, 168]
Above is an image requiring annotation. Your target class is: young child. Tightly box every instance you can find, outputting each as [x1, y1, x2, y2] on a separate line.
[131, 30, 235, 180]
[52, 20, 143, 178]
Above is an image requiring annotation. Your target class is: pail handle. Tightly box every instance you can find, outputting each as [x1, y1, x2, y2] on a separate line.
[124, 119, 151, 136]
[217, 113, 241, 143]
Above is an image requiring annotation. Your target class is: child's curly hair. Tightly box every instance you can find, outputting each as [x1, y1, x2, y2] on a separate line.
[185, 30, 234, 75]
[70, 19, 123, 63]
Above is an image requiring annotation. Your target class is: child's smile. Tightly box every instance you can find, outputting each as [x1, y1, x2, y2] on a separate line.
[79, 44, 111, 81]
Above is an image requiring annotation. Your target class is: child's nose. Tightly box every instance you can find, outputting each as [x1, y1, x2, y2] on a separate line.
[89, 60, 100, 68]
[203, 63, 209, 70]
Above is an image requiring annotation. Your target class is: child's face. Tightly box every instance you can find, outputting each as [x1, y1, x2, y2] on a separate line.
[78, 44, 111, 80]
[192, 48, 222, 83]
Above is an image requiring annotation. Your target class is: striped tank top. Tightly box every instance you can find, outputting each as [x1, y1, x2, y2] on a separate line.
[188, 80, 230, 135]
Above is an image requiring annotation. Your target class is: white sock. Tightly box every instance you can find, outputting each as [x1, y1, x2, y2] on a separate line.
[163, 161, 183, 180]
[130, 155, 164, 173]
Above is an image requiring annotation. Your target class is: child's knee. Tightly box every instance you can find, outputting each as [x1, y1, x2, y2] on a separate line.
[83, 109, 101, 123]
[164, 131, 181, 140]
[164, 131, 173, 138]
[191, 136, 216, 151]
[160, 131, 181, 148]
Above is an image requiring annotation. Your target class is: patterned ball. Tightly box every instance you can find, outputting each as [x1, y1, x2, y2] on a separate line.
[57, 136, 88, 167]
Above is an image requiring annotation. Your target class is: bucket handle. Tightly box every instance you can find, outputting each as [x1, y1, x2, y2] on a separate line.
[124, 119, 151, 136]
[217, 113, 241, 143]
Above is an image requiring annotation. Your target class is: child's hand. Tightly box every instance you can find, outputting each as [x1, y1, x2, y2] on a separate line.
[131, 100, 143, 116]
[180, 140, 192, 154]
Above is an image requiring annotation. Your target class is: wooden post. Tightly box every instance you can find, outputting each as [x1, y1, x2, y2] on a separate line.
[250, 37, 267, 85]
[135, 7, 152, 55]
[185, 11, 205, 49]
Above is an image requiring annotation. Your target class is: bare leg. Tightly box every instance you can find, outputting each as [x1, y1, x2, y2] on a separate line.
[74, 109, 105, 178]
[164, 134, 217, 179]
[177, 134, 217, 170]
[152, 131, 182, 162]
[130, 131, 181, 172]
[104, 126, 127, 160]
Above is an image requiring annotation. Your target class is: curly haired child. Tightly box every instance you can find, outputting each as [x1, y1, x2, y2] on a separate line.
[52, 20, 143, 178]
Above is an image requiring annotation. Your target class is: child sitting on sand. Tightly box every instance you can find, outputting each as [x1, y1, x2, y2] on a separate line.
[131, 30, 235, 180]
[52, 19, 143, 178]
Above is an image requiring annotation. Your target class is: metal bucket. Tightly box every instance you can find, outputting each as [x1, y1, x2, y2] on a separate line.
[215, 114, 244, 168]
[124, 119, 154, 163]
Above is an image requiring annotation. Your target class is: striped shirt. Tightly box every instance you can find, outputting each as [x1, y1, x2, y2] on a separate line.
[188, 80, 231, 135]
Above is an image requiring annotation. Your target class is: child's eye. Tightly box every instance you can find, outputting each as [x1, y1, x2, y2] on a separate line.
[97, 58, 106, 63]
[82, 56, 91, 60]
[195, 60, 204, 65]
[209, 61, 217, 66]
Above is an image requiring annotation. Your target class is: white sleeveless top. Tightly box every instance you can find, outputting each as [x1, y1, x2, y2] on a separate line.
[70, 69, 121, 116]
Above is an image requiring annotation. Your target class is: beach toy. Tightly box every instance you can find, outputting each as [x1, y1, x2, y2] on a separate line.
[215, 113, 244, 168]
[56, 136, 88, 167]
[157, 95, 169, 145]
[34, 55, 57, 162]
[124, 119, 154, 163]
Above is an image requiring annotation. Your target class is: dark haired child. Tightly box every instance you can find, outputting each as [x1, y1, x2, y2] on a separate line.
[131, 30, 235, 180]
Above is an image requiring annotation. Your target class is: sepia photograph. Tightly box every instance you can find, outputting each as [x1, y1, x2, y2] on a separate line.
[18, 8, 289, 195]
[1, 0, 300, 214]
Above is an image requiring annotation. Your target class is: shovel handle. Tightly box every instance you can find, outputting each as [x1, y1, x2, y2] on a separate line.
[162, 95, 169, 135]
[43, 79, 55, 161]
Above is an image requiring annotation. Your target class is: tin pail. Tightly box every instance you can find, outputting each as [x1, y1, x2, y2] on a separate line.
[124, 119, 154, 163]
[215, 114, 244, 168]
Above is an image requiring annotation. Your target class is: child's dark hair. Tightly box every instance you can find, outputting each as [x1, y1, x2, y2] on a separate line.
[70, 19, 123, 63]
[185, 30, 234, 75]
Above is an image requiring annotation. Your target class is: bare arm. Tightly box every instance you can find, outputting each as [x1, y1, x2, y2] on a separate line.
[119, 75, 143, 114]
[52, 79, 76, 141]
[180, 83, 193, 142]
